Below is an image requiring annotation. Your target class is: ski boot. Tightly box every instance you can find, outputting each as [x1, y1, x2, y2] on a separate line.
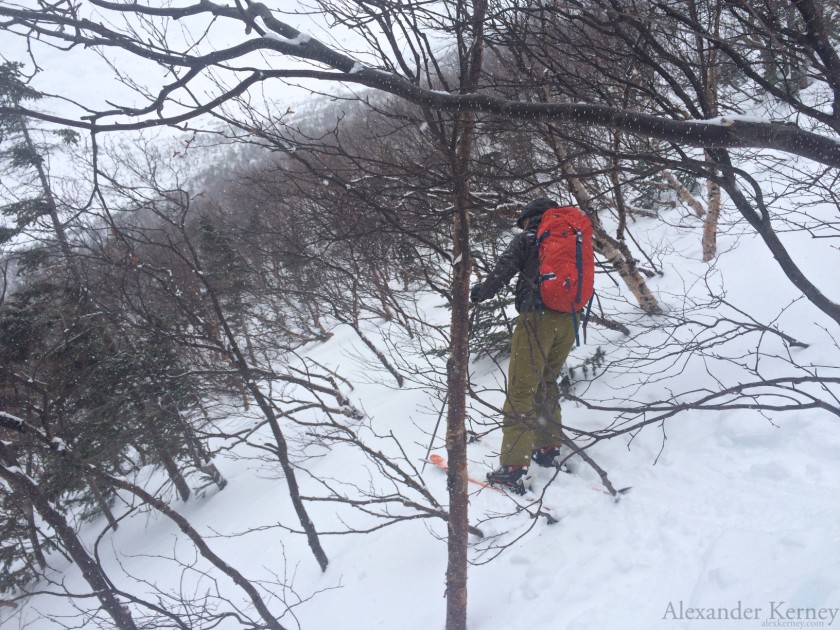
[531, 445, 576, 472]
[486, 465, 533, 495]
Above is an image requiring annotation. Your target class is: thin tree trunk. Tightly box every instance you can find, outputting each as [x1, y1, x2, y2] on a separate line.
[370, 267, 395, 320]
[173, 410, 206, 470]
[24, 502, 47, 570]
[555, 141, 662, 314]
[610, 149, 628, 242]
[86, 472, 120, 531]
[19, 122, 82, 285]
[198, 459, 228, 491]
[597, 234, 663, 314]
[350, 322, 404, 387]
[239, 324, 257, 411]
[692, 0, 722, 261]
[23, 454, 48, 568]
[445, 185, 472, 630]
[149, 431, 191, 502]
[702, 159, 722, 261]
[443, 2, 488, 628]
[663, 171, 706, 218]
[247, 385, 329, 571]
[212, 326, 327, 569]
[307, 301, 332, 340]
[171, 404, 228, 491]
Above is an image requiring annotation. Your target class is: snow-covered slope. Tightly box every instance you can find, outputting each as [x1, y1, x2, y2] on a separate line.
[6, 200, 840, 630]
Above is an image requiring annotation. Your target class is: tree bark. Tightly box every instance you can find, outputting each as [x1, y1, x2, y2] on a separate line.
[663, 171, 705, 218]
[231, 382, 331, 572]
[443, 2, 488, 629]
[445, 183, 472, 630]
[19, 121, 82, 285]
[693, 1, 722, 262]
[150, 434, 191, 503]
[24, 502, 47, 570]
[350, 323, 404, 388]
[595, 232, 663, 315]
[702, 159, 722, 262]
[85, 472, 120, 531]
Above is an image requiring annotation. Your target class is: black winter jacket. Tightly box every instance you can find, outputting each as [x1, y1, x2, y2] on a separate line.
[476, 225, 543, 312]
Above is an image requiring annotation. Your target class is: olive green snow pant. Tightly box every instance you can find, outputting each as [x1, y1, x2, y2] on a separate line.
[500, 309, 576, 467]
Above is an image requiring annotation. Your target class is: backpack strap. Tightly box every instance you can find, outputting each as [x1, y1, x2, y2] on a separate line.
[575, 229, 584, 304]
[571, 306, 580, 347]
[570, 291, 596, 347]
[582, 292, 595, 345]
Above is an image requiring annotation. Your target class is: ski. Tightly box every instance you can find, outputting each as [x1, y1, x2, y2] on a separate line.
[554, 449, 633, 503]
[425, 454, 560, 524]
[594, 484, 633, 497]
[551, 459, 632, 499]
[427, 454, 499, 492]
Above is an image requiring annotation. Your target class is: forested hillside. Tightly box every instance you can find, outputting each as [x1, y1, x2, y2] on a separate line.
[1, 1, 839, 628]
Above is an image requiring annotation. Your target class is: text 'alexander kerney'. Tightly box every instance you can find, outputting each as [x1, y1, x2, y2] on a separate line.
[662, 601, 839, 625]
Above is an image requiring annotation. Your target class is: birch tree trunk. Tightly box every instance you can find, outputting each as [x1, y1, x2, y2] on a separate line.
[693, 0, 723, 261]
[663, 171, 706, 218]
[546, 132, 663, 315]
[702, 155, 722, 262]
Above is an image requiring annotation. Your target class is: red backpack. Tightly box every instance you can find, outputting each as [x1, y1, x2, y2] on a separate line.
[536, 206, 595, 315]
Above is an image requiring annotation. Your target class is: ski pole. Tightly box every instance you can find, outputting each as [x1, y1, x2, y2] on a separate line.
[421, 390, 448, 473]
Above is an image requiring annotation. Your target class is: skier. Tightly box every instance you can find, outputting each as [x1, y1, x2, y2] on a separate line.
[470, 197, 579, 494]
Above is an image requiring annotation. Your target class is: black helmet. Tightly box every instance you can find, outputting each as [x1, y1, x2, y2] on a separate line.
[516, 197, 557, 228]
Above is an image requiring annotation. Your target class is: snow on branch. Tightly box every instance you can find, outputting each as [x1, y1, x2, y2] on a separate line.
[0, 411, 25, 426]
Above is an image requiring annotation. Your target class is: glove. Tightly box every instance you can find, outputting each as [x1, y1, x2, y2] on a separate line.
[470, 283, 483, 304]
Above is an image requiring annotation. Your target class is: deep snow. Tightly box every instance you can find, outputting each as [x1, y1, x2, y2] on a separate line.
[5, 194, 840, 630]
[3, 6, 839, 628]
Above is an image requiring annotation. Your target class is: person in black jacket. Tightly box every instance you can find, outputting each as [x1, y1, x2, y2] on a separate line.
[471, 197, 577, 494]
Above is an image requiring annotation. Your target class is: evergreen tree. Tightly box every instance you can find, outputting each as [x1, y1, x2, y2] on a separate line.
[0, 62, 79, 259]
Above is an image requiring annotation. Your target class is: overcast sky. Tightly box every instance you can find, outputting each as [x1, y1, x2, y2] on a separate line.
[0, 1, 360, 128]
